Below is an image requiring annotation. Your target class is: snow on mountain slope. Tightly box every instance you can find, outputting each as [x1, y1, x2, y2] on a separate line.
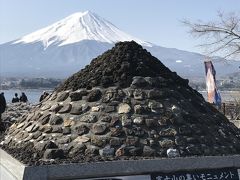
[13, 11, 153, 48]
[0, 11, 238, 78]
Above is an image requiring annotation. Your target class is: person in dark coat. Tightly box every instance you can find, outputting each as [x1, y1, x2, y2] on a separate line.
[39, 91, 49, 102]
[20, 92, 28, 103]
[12, 93, 20, 103]
[0, 92, 6, 122]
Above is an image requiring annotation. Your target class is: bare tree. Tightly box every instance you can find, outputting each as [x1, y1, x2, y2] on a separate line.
[183, 12, 240, 59]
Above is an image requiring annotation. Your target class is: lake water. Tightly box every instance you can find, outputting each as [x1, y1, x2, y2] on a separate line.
[0, 89, 239, 104]
[0, 89, 53, 104]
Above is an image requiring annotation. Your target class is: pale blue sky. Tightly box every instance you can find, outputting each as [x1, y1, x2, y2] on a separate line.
[0, 0, 239, 53]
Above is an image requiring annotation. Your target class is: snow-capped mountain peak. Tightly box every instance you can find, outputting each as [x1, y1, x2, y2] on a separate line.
[13, 11, 153, 48]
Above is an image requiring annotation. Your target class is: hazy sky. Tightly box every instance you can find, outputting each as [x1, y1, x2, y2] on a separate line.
[0, 0, 239, 53]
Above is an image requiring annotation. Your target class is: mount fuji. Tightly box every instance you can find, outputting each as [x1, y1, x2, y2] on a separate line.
[0, 11, 238, 78]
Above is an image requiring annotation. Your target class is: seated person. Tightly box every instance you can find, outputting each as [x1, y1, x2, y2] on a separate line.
[20, 92, 28, 103]
[12, 93, 20, 103]
[39, 91, 49, 102]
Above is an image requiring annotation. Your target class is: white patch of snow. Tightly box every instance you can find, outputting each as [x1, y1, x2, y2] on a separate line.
[176, 60, 182, 63]
[13, 11, 153, 48]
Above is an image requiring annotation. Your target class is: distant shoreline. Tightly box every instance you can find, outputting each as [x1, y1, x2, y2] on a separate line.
[0, 89, 53, 104]
[0, 87, 54, 90]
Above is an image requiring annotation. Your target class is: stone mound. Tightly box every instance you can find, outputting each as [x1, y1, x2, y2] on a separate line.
[1, 41, 240, 165]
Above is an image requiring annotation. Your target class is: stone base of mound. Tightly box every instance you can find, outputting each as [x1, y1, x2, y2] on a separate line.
[0, 149, 25, 180]
[1, 148, 240, 180]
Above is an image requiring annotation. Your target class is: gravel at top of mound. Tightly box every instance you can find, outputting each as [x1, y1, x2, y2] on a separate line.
[56, 41, 186, 91]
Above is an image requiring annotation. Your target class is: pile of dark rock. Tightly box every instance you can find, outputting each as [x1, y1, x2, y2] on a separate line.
[57, 41, 187, 91]
[1, 41, 240, 165]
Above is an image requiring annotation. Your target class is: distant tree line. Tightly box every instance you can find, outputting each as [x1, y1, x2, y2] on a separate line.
[189, 80, 240, 91]
[19, 78, 62, 89]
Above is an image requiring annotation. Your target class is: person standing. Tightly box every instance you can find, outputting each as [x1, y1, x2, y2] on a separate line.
[0, 92, 6, 122]
[20, 92, 28, 103]
[12, 93, 20, 103]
